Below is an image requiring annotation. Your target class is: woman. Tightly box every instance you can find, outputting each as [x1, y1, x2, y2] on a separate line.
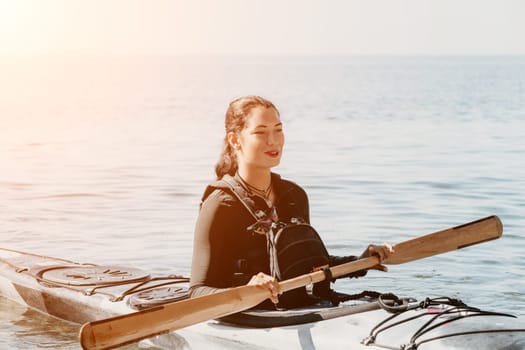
[189, 95, 393, 308]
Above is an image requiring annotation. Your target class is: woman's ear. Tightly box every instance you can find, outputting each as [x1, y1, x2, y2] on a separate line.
[227, 131, 241, 150]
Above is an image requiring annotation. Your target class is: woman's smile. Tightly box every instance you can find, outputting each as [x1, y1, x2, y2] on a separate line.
[264, 150, 280, 158]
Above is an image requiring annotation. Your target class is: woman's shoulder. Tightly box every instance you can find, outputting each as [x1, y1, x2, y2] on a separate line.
[274, 173, 307, 196]
[200, 181, 237, 208]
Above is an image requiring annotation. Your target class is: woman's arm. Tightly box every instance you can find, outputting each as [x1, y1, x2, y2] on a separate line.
[189, 189, 235, 297]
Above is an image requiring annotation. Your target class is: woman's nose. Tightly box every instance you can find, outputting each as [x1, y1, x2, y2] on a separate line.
[267, 131, 279, 145]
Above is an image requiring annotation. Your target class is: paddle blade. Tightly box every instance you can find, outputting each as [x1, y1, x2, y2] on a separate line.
[385, 215, 503, 264]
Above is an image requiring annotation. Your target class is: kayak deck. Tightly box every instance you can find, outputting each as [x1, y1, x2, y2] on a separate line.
[0, 247, 189, 324]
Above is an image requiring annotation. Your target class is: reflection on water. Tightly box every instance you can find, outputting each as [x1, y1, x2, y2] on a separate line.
[0, 295, 158, 349]
[0, 295, 79, 349]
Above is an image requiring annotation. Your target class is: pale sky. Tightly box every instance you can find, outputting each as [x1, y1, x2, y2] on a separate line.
[1, 0, 524, 56]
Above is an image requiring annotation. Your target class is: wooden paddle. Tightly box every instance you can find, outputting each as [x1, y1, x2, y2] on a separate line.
[79, 215, 503, 350]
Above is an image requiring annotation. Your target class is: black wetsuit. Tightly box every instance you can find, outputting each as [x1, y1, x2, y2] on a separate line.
[189, 173, 366, 305]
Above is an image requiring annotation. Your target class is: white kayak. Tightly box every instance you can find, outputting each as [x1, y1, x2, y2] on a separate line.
[1, 246, 524, 350]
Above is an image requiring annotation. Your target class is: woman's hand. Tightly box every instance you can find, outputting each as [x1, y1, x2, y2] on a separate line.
[248, 272, 282, 304]
[359, 243, 395, 272]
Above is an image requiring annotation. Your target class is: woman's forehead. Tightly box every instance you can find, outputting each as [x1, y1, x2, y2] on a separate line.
[245, 107, 281, 128]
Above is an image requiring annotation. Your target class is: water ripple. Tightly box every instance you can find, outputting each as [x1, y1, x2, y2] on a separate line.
[15, 193, 103, 200]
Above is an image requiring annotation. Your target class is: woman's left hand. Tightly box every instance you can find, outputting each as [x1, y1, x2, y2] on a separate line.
[359, 243, 395, 272]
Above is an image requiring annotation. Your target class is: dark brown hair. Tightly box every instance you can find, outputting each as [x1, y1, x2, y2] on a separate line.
[215, 96, 279, 179]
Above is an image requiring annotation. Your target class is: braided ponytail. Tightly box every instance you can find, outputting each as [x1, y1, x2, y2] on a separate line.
[215, 96, 278, 179]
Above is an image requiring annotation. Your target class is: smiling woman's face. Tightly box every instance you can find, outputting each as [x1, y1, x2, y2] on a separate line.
[230, 106, 284, 172]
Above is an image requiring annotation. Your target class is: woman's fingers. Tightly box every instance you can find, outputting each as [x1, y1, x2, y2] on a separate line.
[248, 272, 282, 304]
[361, 243, 394, 272]
[368, 243, 394, 262]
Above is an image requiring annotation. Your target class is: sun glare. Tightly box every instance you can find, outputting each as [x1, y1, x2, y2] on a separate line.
[0, 2, 20, 42]
[0, 2, 35, 54]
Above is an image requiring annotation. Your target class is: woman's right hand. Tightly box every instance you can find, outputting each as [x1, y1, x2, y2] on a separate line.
[248, 272, 282, 304]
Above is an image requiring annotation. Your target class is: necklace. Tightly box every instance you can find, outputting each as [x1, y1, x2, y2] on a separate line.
[238, 174, 272, 201]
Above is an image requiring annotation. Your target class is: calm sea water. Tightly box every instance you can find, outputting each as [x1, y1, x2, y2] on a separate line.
[1, 55, 524, 349]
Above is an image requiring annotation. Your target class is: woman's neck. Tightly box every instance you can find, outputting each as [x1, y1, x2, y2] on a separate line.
[237, 166, 272, 192]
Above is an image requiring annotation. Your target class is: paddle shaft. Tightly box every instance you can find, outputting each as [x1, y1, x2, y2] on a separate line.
[80, 215, 502, 350]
